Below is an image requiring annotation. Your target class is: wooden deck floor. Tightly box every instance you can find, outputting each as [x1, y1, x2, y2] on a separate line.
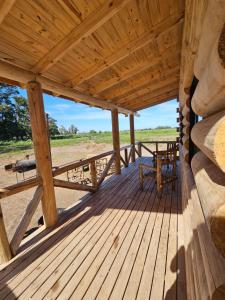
[0, 158, 186, 300]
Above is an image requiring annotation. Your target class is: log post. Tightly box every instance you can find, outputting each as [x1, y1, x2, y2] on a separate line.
[27, 81, 57, 227]
[111, 108, 121, 174]
[90, 161, 97, 189]
[129, 114, 135, 162]
[0, 204, 12, 263]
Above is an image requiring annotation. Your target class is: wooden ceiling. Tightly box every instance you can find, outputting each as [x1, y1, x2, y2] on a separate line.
[0, 0, 184, 114]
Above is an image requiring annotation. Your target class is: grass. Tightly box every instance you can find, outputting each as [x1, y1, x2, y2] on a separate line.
[0, 128, 177, 155]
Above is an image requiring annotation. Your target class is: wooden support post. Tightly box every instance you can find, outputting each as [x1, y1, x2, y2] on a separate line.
[0, 204, 12, 263]
[124, 148, 128, 166]
[90, 161, 97, 189]
[27, 81, 57, 227]
[138, 142, 142, 157]
[129, 114, 135, 162]
[111, 108, 121, 174]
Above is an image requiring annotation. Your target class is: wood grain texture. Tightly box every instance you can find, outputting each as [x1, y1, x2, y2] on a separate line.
[111, 109, 121, 174]
[10, 186, 43, 256]
[0, 61, 135, 116]
[0, 0, 184, 111]
[0, 204, 11, 263]
[129, 114, 135, 163]
[181, 151, 225, 299]
[31, 0, 131, 73]
[27, 81, 57, 227]
[0, 0, 15, 25]
[191, 110, 225, 172]
[0, 157, 184, 300]
[192, 24, 225, 117]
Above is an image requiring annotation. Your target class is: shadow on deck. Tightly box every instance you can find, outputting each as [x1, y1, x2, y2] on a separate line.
[0, 157, 186, 299]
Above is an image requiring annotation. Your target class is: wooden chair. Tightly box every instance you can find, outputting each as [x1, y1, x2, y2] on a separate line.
[139, 147, 178, 194]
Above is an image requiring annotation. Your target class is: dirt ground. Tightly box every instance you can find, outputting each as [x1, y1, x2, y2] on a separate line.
[0, 142, 114, 241]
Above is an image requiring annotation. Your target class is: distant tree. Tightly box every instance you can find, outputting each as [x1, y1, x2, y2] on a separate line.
[47, 116, 59, 137]
[0, 83, 18, 140]
[68, 124, 78, 134]
[58, 125, 68, 135]
[155, 126, 171, 129]
[0, 83, 59, 141]
[14, 96, 31, 140]
[89, 129, 97, 134]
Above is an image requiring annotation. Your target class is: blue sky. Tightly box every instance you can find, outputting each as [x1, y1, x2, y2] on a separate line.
[19, 88, 177, 132]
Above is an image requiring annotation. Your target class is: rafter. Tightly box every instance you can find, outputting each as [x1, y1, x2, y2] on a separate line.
[106, 65, 180, 101]
[0, 61, 136, 116]
[0, 0, 15, 25]
[70, 14, 183, 86]
[90, 50, 180, 94]
[31, 0, 131, 74]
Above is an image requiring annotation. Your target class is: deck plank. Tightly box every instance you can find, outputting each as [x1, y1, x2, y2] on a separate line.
[0, 158, 185, 300]
[11, 167, 139, 299]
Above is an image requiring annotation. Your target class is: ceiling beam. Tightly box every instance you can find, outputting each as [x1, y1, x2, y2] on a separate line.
[106, 65, 180, 101]
[91, 50, 180, 94]
[0, 0, 15, 25]
[0, 60, 136, 116]
[31, 0, 131, 74]
[70, 14, 184, 86]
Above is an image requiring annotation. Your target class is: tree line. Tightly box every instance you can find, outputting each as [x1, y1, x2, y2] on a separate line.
[0, 83, 78, 141]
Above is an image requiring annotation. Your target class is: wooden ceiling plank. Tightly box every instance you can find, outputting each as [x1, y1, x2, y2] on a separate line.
[71, 14, 183, 86]
[128, 90, 178, 110]
[31, 0, 131, 74]
[0, 0, 15, 25]
[107, 65, 180, 100]
[0, 60, 136, 115]
[117, 80, 179, 106]
[121, 84, 179, 107]
[114, 75, 179, 104]
[133, 94, 178, 111]
[91, 49, 180, 94]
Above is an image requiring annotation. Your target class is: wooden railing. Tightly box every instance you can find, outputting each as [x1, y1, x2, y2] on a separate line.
[119, 144, 136, 167]
[53, 150, 116, 192]
[136, 141, 178, 158]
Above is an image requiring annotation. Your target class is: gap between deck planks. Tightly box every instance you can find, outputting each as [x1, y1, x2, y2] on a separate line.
[0, 157, 186, 300]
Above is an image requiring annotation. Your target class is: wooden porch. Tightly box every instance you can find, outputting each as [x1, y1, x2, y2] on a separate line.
[0, 157, 186, 300]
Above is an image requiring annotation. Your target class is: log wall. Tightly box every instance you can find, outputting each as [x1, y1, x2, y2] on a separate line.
[180, 152, 225, 299]
[179, 1, 225, 298]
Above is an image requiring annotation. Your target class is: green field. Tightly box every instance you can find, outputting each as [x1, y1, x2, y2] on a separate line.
[0, 128, 177, 155]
